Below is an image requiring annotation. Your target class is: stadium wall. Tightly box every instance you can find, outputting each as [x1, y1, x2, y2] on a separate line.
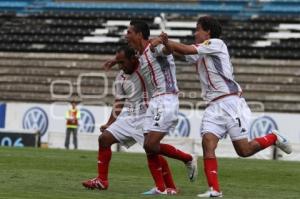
[1, 102, 300, 161]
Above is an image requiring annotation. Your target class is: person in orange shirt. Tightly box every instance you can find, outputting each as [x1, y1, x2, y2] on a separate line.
[65, 101, 80, 149]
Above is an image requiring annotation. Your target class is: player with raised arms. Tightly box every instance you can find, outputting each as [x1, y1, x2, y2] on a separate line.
[105, 20, 198, 194]
[153, 15, 292, 197]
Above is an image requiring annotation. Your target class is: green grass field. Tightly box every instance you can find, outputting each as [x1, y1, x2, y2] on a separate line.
[0, 147, 299, 199]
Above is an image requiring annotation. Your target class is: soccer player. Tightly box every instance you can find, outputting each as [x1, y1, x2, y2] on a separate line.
[82, 46, 179, 195]
[105, 20, 198, 194]
[155, 16, 292, 197]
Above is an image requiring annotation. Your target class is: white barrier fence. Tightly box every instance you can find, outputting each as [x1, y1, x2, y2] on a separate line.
[2, 102, 300, 161]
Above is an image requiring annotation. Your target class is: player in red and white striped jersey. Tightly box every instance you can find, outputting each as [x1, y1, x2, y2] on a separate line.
[124, 20, 198, 193]
[157, 16, 292, 197]
[82, 46, 181, 195]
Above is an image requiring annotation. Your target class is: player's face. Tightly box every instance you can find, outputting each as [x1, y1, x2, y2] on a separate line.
[115, 51, 135, 74]
[126, 26, 140, 50]
[195, 24, 210, 43]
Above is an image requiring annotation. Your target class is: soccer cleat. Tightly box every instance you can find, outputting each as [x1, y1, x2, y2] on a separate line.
[272, 130, 292, 154]
[142, 187, 167, 195]
[166, 188, 179, 195]
[185, 154, 198, 182]
[197, 187, 223, 198]
[82, 177, 108, 190]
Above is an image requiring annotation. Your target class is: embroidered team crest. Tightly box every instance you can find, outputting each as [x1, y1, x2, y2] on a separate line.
[203, 40, 211, 46]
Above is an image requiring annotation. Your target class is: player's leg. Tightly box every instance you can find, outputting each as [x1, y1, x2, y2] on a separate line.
[232, 130, 292, 157]
[130, 115, 177, 195]
[144, 95, 197, 182]
[159, 143, 193, 163]
[159, 143, 197, 182]
[159, 156, 177, 191]
[144, 131, 193, 163]
[144, 131, 166, 193]
[97, 130, 119, 182]
[229, 98, 292, 156]
[143, 155, 178, 195]
[231, 125, 274, 157]
[198, 102, 224, 197]
[82, 130, 119, 190]
[197, 133, 222, 198]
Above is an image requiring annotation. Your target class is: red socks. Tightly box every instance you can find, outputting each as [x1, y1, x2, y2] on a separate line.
[255, 133, 277, 149]
[159, 143, 192, 163]
[147, 154, 165, 192]
[204, 158, 220, 192]
[159, 156, 176, 189]
[97, 147, 112, 182]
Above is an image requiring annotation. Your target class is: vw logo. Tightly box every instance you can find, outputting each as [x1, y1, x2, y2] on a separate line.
[23, 107, 48, 136]
[249, 116, 278, 139]
[79, 108, 95, 133]
[169, 112, 190, 137]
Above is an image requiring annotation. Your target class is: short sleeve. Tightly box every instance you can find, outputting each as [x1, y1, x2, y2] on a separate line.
[153, 44, 167, 57]
[185, 54, 199, 64]
[194, 39, 224, 55]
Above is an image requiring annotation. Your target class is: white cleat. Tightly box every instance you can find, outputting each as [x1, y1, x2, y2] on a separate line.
[142, 187, 167, 195]
[166, 188, 179, 195]
[185, 154, 198, 182]
[197, 187, 223, 198]
[273, 130, 292, 154]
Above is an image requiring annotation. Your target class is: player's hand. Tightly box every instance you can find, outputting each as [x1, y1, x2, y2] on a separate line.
[159, 32, 173, 54]
[150, 37, 162, 52]
[159, 32, 169, 45]
[103, 59, 117, 71]
[100, 124, 109, 132]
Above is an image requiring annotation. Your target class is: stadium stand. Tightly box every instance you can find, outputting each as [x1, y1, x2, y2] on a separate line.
[0, 52, 300, 112]
[0, 0, 300, 112]
[0, 0, 299, 58]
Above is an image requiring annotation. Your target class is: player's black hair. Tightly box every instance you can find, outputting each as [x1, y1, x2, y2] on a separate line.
[116, 45, 136, 60]
[197, 16, 222, 38]
[129, 20, 150, 40]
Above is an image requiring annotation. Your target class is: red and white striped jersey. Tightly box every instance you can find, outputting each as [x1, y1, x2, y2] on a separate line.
[114, 70, 148, 115]
[185, 38, 242, 102]
[138, 43, 179, 98]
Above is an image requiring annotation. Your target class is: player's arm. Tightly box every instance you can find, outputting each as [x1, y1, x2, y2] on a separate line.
[161, 33, 173, 55]
[151, 33, 196, 56]
[103, 58, 117, 71]
[168, 40, 197, 55]
[150, 35, 172, 55]
[106, 98, 125, 125]
[160, 32, 197, 55]
[100, 98, 125, 132]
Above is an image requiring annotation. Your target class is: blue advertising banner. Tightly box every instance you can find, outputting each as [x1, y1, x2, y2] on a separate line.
[0, 103, 6, 128]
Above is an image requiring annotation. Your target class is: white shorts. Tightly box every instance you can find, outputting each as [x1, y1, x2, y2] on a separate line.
[106, 114, 145, 148]
[200, 96, 252, 141]
[143, 94, 179, 134]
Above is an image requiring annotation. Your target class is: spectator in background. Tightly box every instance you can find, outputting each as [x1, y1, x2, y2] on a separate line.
[65, 101, 80, 149]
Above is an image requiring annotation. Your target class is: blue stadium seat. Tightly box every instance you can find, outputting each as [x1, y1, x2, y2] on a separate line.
[44, 2, 244, 15]
[0, 1, 28, 10]
[262, 5, 300, 14]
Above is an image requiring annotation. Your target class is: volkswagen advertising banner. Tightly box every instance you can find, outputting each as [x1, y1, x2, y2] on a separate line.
[3, 102, 300, 160]
[5, 102, 111, 143]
